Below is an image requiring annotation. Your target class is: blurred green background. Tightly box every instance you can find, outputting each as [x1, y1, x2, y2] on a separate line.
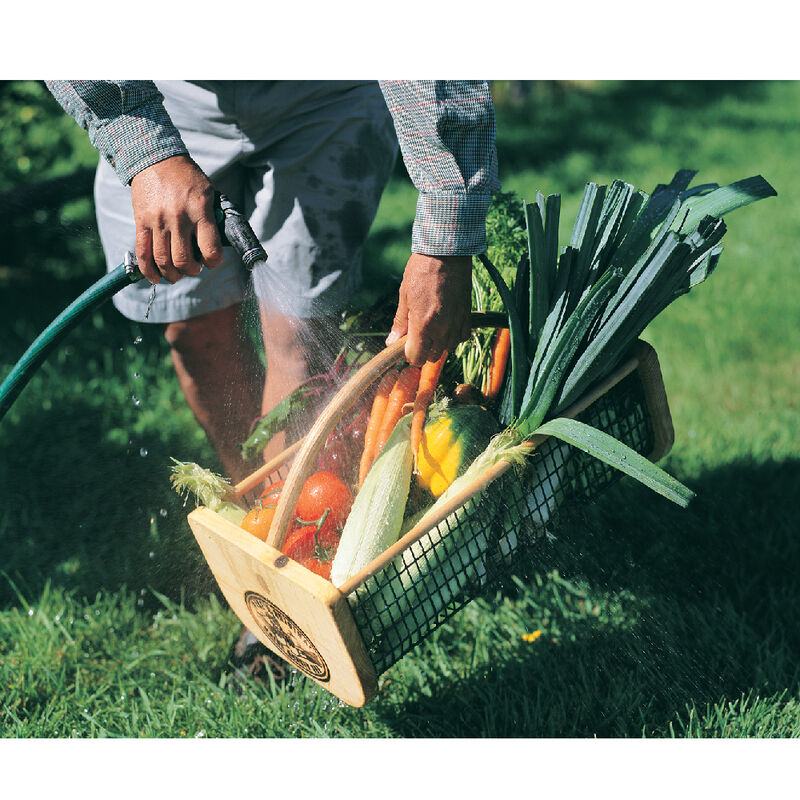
[1, 80, 798, 738]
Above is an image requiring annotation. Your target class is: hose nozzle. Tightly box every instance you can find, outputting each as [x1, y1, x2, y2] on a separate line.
[216, 193, 268, 269]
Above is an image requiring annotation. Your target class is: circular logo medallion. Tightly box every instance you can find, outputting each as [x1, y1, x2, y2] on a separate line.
[244, 590, 330, 682]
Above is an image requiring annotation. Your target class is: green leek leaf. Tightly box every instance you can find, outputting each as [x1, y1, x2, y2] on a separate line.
[533, 417, 695, 508]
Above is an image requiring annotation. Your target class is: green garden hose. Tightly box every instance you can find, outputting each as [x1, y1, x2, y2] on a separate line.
[0, 193, 267, 423]
[0, 261, 141, 420]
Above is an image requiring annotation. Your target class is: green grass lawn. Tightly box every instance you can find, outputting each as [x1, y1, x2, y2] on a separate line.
[1, 80, 799, 739]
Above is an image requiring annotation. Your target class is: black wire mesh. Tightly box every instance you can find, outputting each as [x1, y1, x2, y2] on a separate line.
[346, 369, 655, 675]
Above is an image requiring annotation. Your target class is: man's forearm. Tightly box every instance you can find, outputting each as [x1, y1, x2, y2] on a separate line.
[46, 80, 189, 185]
[379, 80, 500, 255]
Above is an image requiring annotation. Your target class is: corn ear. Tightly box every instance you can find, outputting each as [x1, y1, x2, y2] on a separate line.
[169, 459, 247, 525]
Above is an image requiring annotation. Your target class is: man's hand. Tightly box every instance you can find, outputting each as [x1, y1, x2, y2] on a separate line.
[130, 155, 224, 284]
[386, 253, 473, 366]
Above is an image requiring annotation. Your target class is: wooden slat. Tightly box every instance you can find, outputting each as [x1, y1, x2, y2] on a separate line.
[634, 340, 675, 462]
[265, 335, 409, 549]
[233, 438, 304, 499]
[188, 507, 378, 707]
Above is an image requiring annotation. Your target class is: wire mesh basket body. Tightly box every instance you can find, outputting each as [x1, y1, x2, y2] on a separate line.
[187, 338, 673, 706]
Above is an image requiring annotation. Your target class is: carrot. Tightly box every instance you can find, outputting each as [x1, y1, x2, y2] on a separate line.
[482, 328, 511, 401]
[372, 365, 421, 463]
[358, 370, 398, 487]
[410, 350, 448, 463]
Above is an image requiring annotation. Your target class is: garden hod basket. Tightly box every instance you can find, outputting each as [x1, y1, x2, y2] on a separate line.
[186, 313, 674, 707]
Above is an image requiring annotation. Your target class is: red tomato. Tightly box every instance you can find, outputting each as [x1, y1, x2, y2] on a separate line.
[241, 507, 276, 542]
[282, 525, 317, 562]
[294, 471, 353, 530]
[259, 480, 284, 503]
[315, 523, 341, 553]
[299, 557, 332, 580]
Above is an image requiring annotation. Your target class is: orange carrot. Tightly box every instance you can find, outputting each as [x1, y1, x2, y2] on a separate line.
[372, 365, 421, 460]
[410, 350, 448, 462]
[358, 370, 398, 487]
[483, 328, 511, 401]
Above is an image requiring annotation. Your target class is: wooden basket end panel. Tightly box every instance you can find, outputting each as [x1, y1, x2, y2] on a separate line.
[635, 340, 675, 462]
[187, 507, 378, 708]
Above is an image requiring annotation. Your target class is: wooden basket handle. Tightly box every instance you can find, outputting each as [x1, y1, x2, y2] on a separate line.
[264, 334, 408, 549]
[263, 311, 507, 550]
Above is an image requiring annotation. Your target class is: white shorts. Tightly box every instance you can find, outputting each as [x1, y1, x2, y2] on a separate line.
[95, 80, 398, 323]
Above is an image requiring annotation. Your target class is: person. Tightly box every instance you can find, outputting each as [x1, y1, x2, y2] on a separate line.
[47, 79, 500, 682]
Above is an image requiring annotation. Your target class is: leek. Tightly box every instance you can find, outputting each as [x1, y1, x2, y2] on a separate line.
[479, 170, 776, 508]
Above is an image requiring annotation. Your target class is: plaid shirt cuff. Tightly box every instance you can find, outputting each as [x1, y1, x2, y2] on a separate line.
[412, 191, 492, 255]
[92, 97, 189, 185]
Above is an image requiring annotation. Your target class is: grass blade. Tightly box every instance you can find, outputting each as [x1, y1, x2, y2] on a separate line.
[533, 417, 695, 507]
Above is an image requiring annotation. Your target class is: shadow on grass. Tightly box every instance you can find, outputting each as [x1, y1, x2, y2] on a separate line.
[376, 457, 800, 737]
[0, 295, 223, 612]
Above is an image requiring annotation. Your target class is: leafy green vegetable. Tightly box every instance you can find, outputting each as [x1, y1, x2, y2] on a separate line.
[478, 169, 777, 506]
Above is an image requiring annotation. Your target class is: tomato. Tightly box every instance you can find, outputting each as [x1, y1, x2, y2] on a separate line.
[294, 471, 353, 530]
[241, 479, 285, 541]
[283, 525, 317, 561]
[241, 506, 276, 542]
[299, 556, 332, 580]
[260, 480, 284, 502]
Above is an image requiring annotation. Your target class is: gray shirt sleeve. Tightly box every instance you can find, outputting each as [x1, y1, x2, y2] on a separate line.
[46, 80, 189, 185]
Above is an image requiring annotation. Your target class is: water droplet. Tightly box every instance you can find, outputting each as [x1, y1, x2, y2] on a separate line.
[54, 615, 61, 622]
[137, 598, 144, 607]
[27, 608, 34, 616]
[140, 448, 148, 457]
[159, 508, 168, 518]
[134, 336, 143, 345]
[149, 551, 155, 559]
[133, 372, 141, 379]
[132, 395, 140, 406]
